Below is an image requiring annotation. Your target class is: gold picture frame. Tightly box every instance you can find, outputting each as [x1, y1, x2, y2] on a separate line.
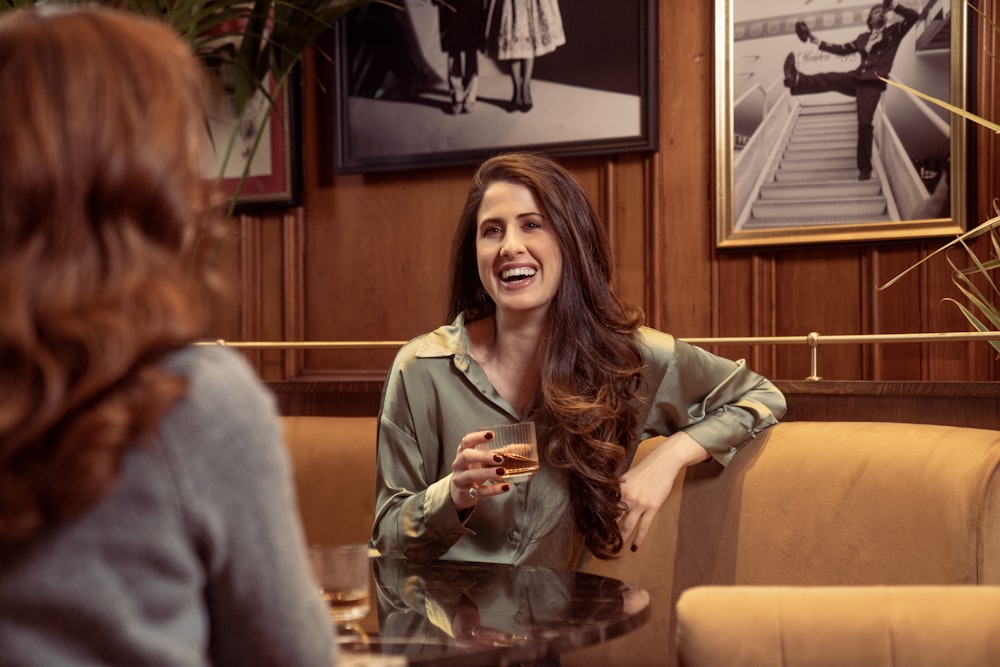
[714, 0, 967, 248]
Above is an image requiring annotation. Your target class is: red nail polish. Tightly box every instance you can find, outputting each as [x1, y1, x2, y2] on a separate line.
[496, 468, 505, 476]
[630, 544, 638, 552]
[501, 484, 510, 492]
[493, 455, 503, 463]
[484, 432, 494, 440]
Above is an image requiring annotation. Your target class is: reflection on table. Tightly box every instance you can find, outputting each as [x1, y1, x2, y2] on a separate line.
[337, 557, 650, 667]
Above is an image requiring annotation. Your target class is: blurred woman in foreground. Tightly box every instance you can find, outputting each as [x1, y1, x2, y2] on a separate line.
[0, 7, 334, 666]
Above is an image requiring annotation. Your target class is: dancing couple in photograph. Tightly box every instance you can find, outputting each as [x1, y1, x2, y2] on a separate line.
[437, 0, 566, 114]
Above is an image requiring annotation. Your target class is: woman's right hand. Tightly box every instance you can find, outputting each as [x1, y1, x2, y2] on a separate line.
[450, 430, 511, 510]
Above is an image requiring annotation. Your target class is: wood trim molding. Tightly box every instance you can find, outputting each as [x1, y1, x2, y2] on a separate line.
[283, 208, 305, 379]
[239, 213, 263, 371]
[266, 378, 1000, 431]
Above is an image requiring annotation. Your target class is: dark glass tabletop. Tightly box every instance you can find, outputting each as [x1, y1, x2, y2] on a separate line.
[337, 557, 651, 666]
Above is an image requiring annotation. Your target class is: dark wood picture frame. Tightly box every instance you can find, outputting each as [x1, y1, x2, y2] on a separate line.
[331, 0, 658, 174]
[714, 0, 967, 248]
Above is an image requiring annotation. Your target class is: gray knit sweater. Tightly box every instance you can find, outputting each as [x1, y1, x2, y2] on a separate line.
[0, 345, 336, 666]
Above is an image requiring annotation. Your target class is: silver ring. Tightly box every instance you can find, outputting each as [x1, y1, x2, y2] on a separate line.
[468, 486, 478, 499]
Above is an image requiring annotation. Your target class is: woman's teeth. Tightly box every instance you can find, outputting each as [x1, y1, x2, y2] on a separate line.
[501, 267, 536, 282]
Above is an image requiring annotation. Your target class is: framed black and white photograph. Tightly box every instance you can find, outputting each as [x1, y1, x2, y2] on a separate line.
[714, 0, 967, 248]
[331, 0, 658, 174]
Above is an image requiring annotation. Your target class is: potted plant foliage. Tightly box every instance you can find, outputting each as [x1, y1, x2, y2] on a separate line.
[879, 2, 1000, 355]
[0, 0, 382, 213]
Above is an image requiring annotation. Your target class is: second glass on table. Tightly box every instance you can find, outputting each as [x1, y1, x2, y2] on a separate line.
[476, 421, 539, 484]
[308, 544, 371, 625]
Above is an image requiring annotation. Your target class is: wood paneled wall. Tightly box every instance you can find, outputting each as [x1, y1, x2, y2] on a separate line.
[214, 0, 1000, 397]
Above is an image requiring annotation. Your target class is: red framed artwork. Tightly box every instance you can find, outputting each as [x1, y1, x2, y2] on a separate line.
[200, 69, 301, 209]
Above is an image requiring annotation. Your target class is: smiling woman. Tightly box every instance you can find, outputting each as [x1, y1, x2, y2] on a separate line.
[473, 180, 563, 321]
[369, 151, 787, 577]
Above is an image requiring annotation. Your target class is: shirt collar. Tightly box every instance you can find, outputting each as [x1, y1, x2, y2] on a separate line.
[415, 313, 471, 371]
[416, 313, 536, 421]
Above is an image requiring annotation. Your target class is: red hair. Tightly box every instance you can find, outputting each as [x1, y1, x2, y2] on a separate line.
[0, 7, 220, 543]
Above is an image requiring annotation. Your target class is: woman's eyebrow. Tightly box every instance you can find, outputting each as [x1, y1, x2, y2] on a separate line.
[479, 211, 541, 224]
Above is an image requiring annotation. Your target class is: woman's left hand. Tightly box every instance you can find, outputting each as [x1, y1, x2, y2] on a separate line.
[618, 431, 709, 551]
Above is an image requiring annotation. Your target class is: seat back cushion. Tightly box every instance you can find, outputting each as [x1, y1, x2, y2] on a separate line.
[576, 421, 1000, 667]
[676, 585, 1000, 667]
[281, 416, 377, 547]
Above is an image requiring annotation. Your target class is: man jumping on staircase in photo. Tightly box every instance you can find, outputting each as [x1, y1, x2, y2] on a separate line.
[783, 0, 921, 181]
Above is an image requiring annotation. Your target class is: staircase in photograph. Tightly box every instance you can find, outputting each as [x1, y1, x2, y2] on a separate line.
[740, 100, 893, 230]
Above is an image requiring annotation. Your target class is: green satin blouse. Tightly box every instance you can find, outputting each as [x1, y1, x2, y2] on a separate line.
[371, 315, 786, 570]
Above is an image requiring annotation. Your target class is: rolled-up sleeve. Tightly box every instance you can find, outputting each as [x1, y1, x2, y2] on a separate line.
[637, 328, 786, 466]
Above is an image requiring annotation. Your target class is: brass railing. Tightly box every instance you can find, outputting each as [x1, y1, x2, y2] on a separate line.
[200, 331, 1000, 381]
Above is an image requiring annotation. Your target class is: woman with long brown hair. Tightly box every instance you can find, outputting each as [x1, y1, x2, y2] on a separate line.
[0, 7, 334, 665]
[372, 152, 786, 568]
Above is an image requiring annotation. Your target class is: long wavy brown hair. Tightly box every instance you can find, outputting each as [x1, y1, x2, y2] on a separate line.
[0, 7, 220, 545]
[448, 152, 645, 559]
